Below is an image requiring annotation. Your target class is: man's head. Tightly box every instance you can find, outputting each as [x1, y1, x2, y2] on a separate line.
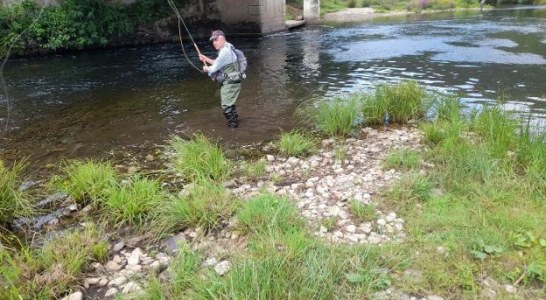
[209, 30, 226, 50]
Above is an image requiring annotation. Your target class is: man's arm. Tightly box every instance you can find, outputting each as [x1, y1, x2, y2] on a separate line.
[199, 54, 214, 65]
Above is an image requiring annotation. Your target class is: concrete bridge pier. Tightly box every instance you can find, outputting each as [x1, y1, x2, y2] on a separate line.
[303, 0, 320, 23]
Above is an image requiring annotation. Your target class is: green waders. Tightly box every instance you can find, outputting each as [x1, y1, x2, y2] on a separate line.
[220, 63, 241, 128]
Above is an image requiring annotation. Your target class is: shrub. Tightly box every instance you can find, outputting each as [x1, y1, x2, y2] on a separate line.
[170, 134, 231, 182]
[277, 132, 315, 156]
[0, 160, 32, 225]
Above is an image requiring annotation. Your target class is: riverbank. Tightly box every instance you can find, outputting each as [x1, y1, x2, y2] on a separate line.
[323, 6, 491, 22]
[2, 81, 545, 299]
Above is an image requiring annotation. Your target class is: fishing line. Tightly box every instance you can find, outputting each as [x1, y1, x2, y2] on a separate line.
[166, 0, 207, 73]
[0, 0, 49, 133]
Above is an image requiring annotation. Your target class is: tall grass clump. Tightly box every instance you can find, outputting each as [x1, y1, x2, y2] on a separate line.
[470, 106, 518, 157]
[51, 160, 117, 203]
[0, 160, 32, 225]
[159, 181, 238, 233]
[241, 160, 267, 181]
[277, 131, 315, 156]
[236, 193, 304, 236]
[169, 134, 231, 182]
[0, 224, 108, 299]
[362, 81, 428, 125]
[103, 176, 165, 226]
[311, 95, 361, 136]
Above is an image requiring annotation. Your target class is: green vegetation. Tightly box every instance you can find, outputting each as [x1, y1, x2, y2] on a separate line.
[0, 0, 187, 57]
[307, 95, 361, 136]
[277, 131, 315, 156]
[320, 0, 542, 14]
[383, 102, 546, 296]
[241, 160, 267, 180]
[169, 134, 232, 182]
[51, 160, 117, 203]
[349, 200, 377, 223]
[382, 148, 422, 170]
[362, 81, 429, 125]
[158, 181, 239, 233]
[0, 224, 108, 299]
[0, 160, 32, 225]
[236, 193, 304, 235]
[142, 193, 404, 298]
[103, 176, 165, 226]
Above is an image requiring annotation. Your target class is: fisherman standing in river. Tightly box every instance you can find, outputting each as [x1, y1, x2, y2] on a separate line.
[199, 30, 241, 128]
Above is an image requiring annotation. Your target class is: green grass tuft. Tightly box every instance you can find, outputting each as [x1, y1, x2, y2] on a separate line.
[312, 95, 361, 136]
[103, 176, 165, 226]
[0, 160, 32, 225]
[159, 181, 239, 233]
[52, 160, 118, 203]
[349, 200, 377, 223]
[382, 148, 421, 170]
[237, 193, 304, 236]
[277, 131, 315, 156]
[362, 81, 428, 125]
[170, 134, 231, 183]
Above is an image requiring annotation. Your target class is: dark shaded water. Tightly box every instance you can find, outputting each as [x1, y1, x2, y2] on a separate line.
[1, 6, 545, 167]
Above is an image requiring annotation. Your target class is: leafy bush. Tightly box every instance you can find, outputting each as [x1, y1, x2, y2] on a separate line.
[0, 0, 177, 57]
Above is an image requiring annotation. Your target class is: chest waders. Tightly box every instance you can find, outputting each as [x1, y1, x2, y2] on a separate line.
[220, 62, 241, 128]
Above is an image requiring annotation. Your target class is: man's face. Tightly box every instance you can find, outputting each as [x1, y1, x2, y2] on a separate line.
[212, 36, 225, 50]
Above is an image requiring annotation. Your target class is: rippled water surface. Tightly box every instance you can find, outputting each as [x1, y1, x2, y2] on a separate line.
[1, 6, 545, 165]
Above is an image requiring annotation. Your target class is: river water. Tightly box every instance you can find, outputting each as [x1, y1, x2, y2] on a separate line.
[1, 6, 545, 167]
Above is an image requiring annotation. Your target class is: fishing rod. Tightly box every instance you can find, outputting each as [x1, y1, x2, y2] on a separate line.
[166, 0, 208, 72]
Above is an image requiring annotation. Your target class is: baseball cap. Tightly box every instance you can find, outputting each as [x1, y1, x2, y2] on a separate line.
[209, 30, 225, 41]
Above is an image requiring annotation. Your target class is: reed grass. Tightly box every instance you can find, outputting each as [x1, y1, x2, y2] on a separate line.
[312, 95, 361, 136]
[382, 148, 421, 170]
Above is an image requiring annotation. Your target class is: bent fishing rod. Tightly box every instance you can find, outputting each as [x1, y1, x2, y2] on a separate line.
[166, 0, 208, 73]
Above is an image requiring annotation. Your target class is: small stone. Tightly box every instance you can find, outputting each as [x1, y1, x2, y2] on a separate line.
[105, 287, 118, 297]
[99, 278, 109, 286]
[377, 219, 387, 226]
[112, 241, 125, 252]
[266, 155, 275, 162]
[203, 257, 218, 267]
[61, 291, 82, 300]
[149, 261, 161, 272]
[346, 225, 357, 233]
[504, 284, 517, 294]
[126, 264, 142, 272]
[105, 261, 122, 271]
[427, 296, 444, 300]
[109, 276, 127, 286]
[127, 248, 143, 265]
[214, 261, 230, 276]
[122, 281, 142, 294]
[84, 277, 100, 287]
